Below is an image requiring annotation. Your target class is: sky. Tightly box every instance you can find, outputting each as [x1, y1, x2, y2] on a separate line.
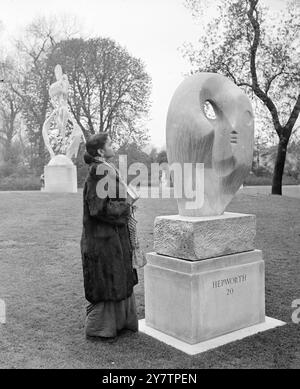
[0, 0, 289, 149]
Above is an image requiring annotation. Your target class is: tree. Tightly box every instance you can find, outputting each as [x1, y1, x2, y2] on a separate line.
[182, 0, 300, 194]
[114, 141, 152, 185]
[0, 58, 23, 162]
[252, 98, 277, 173]
[48, 37, 152, 147]
[253, 129, 269, 173]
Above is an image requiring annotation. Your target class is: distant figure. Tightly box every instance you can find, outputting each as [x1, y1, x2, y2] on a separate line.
[40, 174, 45, 189]
[160, 170, 168, 187]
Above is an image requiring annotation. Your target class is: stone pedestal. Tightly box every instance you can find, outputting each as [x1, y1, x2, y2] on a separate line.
[44, 154, 77, 193]
[141, 212, 285, 352]
[145, 249, 265, 344]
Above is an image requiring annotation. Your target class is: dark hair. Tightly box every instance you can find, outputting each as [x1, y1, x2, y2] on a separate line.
[83, 132, 109, 165]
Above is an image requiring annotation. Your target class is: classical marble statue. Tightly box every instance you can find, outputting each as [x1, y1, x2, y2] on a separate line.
[166, 73, 254, 217]
[42, 64, 86, 161]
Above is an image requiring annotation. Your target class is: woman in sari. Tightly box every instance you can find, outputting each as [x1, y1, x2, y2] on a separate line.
[80, 133, 139, 342]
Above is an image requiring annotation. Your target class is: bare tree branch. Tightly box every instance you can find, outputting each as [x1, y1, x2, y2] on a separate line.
[247, 0, 282, 133]
[265, 65, 285, 94]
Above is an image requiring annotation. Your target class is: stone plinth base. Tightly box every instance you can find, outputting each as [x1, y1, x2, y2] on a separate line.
[44, 164, 77, 193]
[139, 317, 285, 355]
[154, 212, 256, 261]
[144, 250, 265, 344]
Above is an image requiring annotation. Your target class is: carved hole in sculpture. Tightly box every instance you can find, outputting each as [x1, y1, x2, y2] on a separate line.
[230, 130, 238, 145]
[203, 100, 217, 120]
[244, 110, 253, 126]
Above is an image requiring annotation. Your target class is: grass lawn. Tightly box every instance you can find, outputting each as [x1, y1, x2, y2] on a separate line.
[0, 189, 299, 369]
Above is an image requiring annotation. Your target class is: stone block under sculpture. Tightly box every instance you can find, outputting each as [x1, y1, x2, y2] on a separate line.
[44, 154, 77, 193]
[166, 72, 254, 216]
[145, 250, 265, 344]
[154, 212, 256, 261]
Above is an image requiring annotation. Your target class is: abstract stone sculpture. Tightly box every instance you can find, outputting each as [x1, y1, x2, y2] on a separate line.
[166, 72, 254, 216]
[140, 73, 285, 354]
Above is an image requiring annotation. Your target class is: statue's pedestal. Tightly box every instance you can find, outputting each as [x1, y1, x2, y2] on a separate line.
[140, 213, 285, 354]
[154, 212, 256, 260]
[144, 249, 265, 344]
[44, 155, 77, 193]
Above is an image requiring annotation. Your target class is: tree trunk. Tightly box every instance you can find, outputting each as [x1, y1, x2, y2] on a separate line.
[271, 137, 288, 195]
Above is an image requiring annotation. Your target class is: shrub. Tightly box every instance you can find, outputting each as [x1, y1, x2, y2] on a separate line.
[75, 143, 89, 188]
[0, 162, 15, 178]
[253, 166, 272, 177]
[0, 175, 41, 190]
[244, 174, 299, 186]
[77, 165, 89, 188]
